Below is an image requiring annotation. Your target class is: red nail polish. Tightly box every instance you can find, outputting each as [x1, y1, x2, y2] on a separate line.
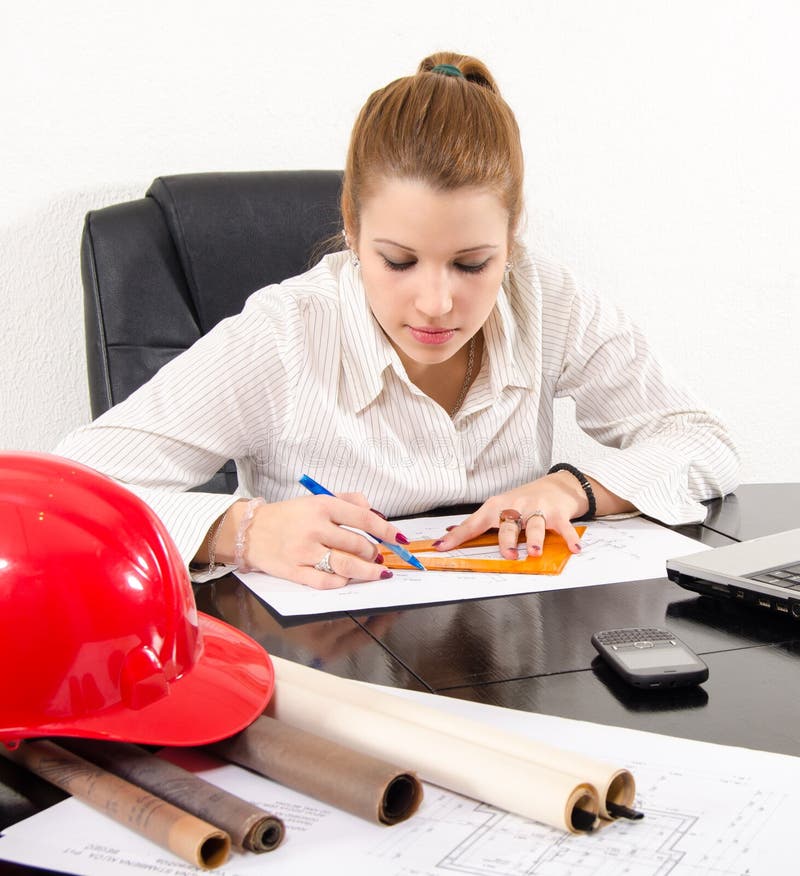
[574, 543, 582, 552]
[445, 525, 457, 532]
[370, 507, 388, 520]
[531, 545, 542, 552]
[396, 533, 410, 545]
[431, 539, 443, 548]
[375, 553, 385, 564]
[380, 569, 393, 579]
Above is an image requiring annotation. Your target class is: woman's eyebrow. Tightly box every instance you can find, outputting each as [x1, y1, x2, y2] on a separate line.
[372, 238, 499, 255]
[455, 244, 499, 255]
[373, 238, 417, 252]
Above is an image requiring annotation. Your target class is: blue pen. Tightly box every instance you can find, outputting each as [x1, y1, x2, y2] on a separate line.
[299, 474, 426, 571]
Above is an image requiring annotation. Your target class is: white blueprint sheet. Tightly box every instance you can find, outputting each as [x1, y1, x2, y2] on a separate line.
[236, 516, 708, 616]
[1, 686, 797, 876]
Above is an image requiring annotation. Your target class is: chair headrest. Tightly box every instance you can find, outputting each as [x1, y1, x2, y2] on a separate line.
[146, 171, 343, 332]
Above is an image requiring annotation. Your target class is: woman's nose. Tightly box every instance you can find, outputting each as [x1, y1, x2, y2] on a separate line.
[414, 267, 453, 317]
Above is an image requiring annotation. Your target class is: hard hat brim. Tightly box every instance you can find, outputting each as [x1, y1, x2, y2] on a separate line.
[17, 613, 275, 747]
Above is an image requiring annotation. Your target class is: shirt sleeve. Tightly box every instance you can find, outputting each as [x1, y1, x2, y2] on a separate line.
[54, 289, 298, 566]
[552, 271, 740, 524]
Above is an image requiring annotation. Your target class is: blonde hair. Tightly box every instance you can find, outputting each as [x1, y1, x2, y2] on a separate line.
[342, 52, 524, 244]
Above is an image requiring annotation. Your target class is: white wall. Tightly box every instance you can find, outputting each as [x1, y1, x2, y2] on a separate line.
[2, 0, 798, 482]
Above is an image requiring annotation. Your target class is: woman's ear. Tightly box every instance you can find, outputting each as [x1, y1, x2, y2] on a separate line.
[343, 227, 357, 251]
[342, 227, 361, 268]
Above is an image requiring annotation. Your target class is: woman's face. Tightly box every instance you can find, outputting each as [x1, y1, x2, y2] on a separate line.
[353, 178, 510, 369]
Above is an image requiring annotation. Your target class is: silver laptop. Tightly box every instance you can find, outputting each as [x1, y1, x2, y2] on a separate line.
[666, 528, 800, 620]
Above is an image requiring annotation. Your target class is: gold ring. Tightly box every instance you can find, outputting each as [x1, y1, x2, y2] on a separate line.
[499, 508, 523, 531]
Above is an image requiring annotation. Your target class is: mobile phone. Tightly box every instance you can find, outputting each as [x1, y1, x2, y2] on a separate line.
[591, 627, 708, 689]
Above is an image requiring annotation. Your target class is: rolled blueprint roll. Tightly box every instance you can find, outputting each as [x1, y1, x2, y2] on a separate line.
[61, 739, 284, 852]
[2, 740, 230, 869]
[272, 656, 635, 820]
[268, 672, 599, 833]
[212, 714, 422, 825]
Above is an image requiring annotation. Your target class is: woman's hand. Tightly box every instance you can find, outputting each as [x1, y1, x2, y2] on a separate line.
[433, 471, 591, 559]
[215, 494, 408, 589]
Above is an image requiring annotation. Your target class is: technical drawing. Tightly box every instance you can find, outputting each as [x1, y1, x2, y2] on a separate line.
[364, 763, 787, 876]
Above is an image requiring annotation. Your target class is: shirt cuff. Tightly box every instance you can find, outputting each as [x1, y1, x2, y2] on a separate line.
[578, 446, 714, 526]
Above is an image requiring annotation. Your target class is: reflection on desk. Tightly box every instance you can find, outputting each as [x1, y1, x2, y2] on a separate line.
[195, 576, 426, 690]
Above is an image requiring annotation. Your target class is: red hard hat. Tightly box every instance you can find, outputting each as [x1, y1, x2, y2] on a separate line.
[0, 452, 274, 747]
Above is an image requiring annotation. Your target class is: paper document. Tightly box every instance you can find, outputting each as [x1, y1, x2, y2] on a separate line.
[1, 686, 797, 876]
[236, 515, 708, 616]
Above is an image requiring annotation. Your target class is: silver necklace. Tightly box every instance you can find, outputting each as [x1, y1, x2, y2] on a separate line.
[450, 334, 477, 417]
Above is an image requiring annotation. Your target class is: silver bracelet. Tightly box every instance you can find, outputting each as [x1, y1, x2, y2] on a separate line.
[207, 507, 231, 573]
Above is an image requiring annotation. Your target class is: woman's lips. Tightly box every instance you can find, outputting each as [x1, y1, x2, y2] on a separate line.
[408, 327, 455, 345]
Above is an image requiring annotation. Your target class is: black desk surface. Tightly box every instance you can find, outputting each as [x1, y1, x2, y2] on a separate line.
[3, 483, 800, 874]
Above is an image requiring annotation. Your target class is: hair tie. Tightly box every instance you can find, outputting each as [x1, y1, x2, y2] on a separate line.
[430, 63, 464, 78]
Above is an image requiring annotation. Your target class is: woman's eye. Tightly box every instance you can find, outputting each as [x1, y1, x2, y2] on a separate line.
[382, 257, 416, 272]
[380, 257, 490, 274]
[455, 260, 489, 274]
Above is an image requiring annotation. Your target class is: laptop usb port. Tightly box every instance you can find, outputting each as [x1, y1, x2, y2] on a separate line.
[776, 603, 789, 614]
[757, 597, 771, 609]
[733, 589, 745, 599]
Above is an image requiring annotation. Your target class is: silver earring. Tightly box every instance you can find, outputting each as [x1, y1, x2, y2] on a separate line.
[504, 261, 513, 279]
[343, 230, 360, 268]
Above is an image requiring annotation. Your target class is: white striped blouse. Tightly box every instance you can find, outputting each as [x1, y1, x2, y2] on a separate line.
[55, 247, 740, 567]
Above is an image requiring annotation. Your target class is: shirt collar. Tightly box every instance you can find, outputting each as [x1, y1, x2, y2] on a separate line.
[481, 283, 537, 396]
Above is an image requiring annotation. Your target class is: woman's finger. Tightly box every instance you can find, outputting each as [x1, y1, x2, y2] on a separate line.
[338, 491, 371, 509]
[434, 506, 495, 550]
[312, 548, 393, 585]
[497, 509, 523, 559]
[320, 524, 383, 562]
[275, 547, 392, 590]
[322, 496, 410, 547]
[548, 514, 583, 553]
[523, 510, 547, 556]
[291, 564, 350, 590]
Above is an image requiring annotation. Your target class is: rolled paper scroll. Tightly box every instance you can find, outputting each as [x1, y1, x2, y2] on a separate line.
[271, 656, 635, 821]
[212, 714, 422, 825]
[267, 671, 599, 833]
[1, 740, 230, 869]
[61, 739, 284, 852]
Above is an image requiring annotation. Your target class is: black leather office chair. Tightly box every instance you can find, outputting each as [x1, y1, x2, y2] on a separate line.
[81, 170, 343, 492]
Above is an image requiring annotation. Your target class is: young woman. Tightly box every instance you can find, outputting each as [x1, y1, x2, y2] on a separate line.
[56, 52, 739, 589]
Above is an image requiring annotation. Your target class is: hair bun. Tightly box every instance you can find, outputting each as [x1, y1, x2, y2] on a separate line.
[418, 52, 501, 95]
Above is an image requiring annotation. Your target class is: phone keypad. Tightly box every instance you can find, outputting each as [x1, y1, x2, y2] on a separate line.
[596, 628, 677, 650]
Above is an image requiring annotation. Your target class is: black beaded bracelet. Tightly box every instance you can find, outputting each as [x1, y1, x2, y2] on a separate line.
[548, 463, 596, 521]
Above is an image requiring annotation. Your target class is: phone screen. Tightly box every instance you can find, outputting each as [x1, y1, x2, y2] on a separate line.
[616, 646, 698, 669]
